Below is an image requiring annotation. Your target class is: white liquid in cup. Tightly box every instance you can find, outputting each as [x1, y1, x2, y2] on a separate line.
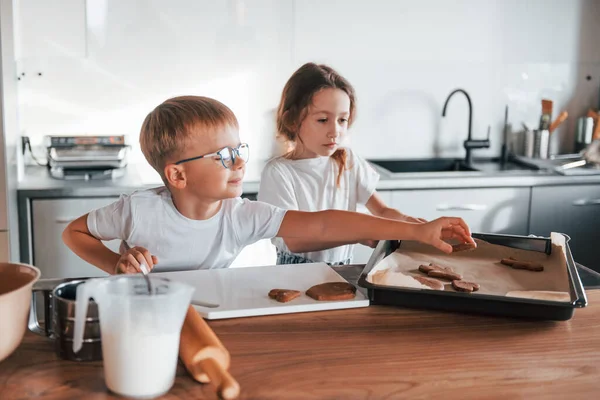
[101, 330, 180, 398]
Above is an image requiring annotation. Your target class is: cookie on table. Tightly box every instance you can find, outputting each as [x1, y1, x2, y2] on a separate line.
[306, 282, 356, 301]
[268, 289, 301, 303]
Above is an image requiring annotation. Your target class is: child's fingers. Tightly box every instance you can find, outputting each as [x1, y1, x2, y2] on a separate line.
[125, 253, 142, 273]
[115, 262, 124, 275]
[452, 226, 476, 246]
[125, 265, 138, 274]
[151, 255, 159, 265]
[433, 239, 453, 254]
[450, 225, 475, 245]
[135, 247, 154, 270]
[443, 217, 472, 237]
[115, 261, 135, 275]
[452, 225, 476, 245]
[440, 217, 475, 244]
[132, 249, 151, 272]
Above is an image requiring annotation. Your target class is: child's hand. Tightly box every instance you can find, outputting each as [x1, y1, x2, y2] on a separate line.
[414, 217, 475, 254]
[115, 246, 158, 274]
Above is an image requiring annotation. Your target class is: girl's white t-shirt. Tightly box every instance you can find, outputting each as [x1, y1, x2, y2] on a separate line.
[257, 148, 380, 263]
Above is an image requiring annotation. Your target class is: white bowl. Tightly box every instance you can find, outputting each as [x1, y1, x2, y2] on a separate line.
[0, 262, 41, 362]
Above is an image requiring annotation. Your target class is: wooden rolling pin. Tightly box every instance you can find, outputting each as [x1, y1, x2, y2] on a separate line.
[179, 306, 240, 399]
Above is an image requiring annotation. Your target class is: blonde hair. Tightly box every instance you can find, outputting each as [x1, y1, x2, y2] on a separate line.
[276, 63, 356, 186]
[140, 96, 239, 180]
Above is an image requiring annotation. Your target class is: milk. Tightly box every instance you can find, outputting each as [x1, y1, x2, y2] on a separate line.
[102, 330, 180, 398]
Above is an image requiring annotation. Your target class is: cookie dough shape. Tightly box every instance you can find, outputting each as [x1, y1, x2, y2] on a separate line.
[306, 282, 356, 301]
[452, 243, 477, 253]
[419, 263, 462, 281]
[268, 289, 301, 303]
[500, 258, 544, 272]
[452, 280, 480, 293]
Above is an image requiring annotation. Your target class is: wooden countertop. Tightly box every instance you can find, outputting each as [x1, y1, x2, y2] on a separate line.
[1, 290, 599, 399]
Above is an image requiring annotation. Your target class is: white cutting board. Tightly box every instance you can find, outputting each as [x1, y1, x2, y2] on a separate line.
[156, 263, 369, 319]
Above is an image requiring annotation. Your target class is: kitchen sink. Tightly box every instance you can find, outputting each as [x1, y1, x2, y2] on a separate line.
[368, 158, 479, 174]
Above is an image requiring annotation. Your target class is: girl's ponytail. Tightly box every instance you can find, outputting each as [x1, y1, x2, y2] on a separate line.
[331, 148, 348, 187]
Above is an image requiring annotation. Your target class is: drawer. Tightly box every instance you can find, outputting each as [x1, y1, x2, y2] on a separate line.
[32, 198, 120, 279]
[391, 187, 531, 235]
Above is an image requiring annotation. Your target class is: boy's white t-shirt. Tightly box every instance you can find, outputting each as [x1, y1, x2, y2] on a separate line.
[87, 187, 287, 271]
[257, 148, 380, 263]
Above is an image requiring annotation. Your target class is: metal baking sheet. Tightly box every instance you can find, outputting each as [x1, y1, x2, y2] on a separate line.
[357, 233, 587, 321]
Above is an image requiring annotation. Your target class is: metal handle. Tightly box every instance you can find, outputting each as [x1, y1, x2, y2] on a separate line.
[55, 217, 76, 223]
[28, 278, 71, 337]
[572, 199, 600, 206]
[561, 233, 588, 308]
[436, 204, 487, 211]
[28, 288, 53, 337]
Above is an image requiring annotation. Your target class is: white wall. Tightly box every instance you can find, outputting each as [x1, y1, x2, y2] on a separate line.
[1, 0, 21, 261]
[12, 0, 600, 176]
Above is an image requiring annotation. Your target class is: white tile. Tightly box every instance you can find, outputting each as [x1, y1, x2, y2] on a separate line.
[294, 0, 503, 64]
[342, 61, 503, 160]
[13, 0, 600, 173]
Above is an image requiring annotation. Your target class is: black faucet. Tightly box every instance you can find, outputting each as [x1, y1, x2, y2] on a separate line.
[441, 88, 490, 166]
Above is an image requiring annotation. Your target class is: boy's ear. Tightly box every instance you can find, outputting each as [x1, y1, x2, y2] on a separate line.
[164, 164, 187, 189]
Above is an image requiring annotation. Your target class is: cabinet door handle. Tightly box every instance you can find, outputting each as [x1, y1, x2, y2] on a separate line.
[572, 199, 600, 206]
[436, 204, 487, 211]
[55, 217, 76, 223]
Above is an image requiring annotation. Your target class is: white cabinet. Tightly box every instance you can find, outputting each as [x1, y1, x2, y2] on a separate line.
[32, 198, 119, 279]
[391, 188, 531, 235]
[352, 191, 394, 264]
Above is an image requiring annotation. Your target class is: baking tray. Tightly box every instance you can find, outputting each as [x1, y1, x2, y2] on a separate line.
[357, 233, 587, 320]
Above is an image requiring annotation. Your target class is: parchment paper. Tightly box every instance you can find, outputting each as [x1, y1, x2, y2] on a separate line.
[366, 233, 571, 302]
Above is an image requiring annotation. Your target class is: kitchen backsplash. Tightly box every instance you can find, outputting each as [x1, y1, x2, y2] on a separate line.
[14, 0, 600, 171]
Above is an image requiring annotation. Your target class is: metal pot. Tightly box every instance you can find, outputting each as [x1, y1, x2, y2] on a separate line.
[29, 278, 102, 361]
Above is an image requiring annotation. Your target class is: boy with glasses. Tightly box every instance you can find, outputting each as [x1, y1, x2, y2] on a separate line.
[63, 96, 475, 274]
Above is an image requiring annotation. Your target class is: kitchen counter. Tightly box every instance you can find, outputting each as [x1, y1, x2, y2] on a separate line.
[17, 161, 600, 197]
[1, 266, 599, 399]
[16, 163, 600, 272]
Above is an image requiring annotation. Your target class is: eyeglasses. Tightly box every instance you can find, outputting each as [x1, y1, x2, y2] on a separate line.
[174, 143, 250, 169]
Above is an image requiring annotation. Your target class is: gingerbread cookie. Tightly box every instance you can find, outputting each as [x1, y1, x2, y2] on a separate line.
[500, 258, 544, 272]
[306, 282, 356, 301]
[452, 280, 480, 293]
[452, 243, 477, 253]
[428, 269, 462, 281]
[418, 264, 437, 274]
[268, 289, 301, 303]
[419, 263, 462, 281]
